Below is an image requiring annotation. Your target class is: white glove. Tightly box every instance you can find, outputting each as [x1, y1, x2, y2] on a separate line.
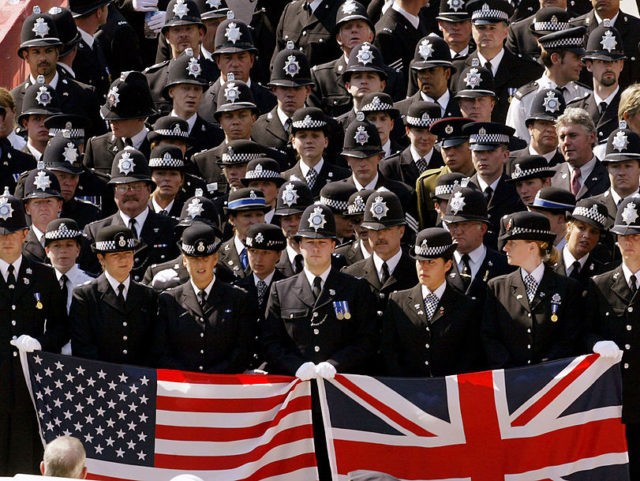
[10, 334, 42, 352]
[146, 11, 166, 33]
[593, 340, 623, 361]
[132, 0, 158, 12]
[316, 361, 337, 379]
[151, 268, 179, 287]
[295, 362, 317, 381]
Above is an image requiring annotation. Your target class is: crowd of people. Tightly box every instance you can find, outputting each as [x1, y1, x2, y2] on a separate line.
[2, 0, 640, 478]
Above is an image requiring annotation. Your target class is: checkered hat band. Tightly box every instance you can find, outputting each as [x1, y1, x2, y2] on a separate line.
[227, 198, 267, 209]
[511, 167, 552, 179]
[572, 206, 607, 226]
[540, 37, 584, 48]
[94, 239, 137, 251]
[153, 128, 189, 138]
[472, 9, 509, 21]
[362, 100, 394, 112]
[45, 228, 83, 240]
[221, 153, 263, 163]
[245, 170, 282, 180]
[415, 243, 452, 256]
[435, 185, 455, 196]
[320, 196, 348, 211]
[531, 198, 574, 210]
[49, 128, 85, 138]
[149, 157, 185, 168]
[470, 133, 509, 144]
[406, 115, 437, 128]
[347, 204, 366, 215]
[533, 21, 570, 31]
[292, 119, 326, 129]
[509, 227, 555, 237]
[181, 242, 217, 255]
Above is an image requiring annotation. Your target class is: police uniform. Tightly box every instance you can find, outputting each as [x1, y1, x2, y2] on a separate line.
[505, 7, 572, 62]
[96, 4, 144, 79]
[374, 6, 428, 75]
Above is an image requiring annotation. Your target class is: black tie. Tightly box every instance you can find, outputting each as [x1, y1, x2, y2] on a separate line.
[128, 218, 138, 239]
[284, 118, 292, 135]
[117, 283, 126, 304]
[159, 209, 168, 216]
[381, 262, 390, 284]
[599, 102, 608, 117]
[312, 276, 322, 300]
[484, 186, 493, 204]
[631, 275, 637, 296]
[569, 261, 581, 280]
[460, 254, 472, 289]
[6, 264, 16, 291]
[484, 61, 492, 74]
[60, 274, 69, 302]
[294, 254, 304, 274]
[198, 290, 207, 307]
[124, 137, 133, 147]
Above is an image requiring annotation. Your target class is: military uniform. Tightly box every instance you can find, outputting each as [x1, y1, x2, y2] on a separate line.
[448, 247, 514, 304]
[380, 146, 445, 189]
[374, 7, 428, 74]
[83, 132, 151, 176]
[73, 36, 111, 101]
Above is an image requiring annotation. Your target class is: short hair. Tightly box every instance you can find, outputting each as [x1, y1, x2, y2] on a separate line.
[555, 107, 596, 137]
[618, 83, 640, 120]
[539, 48, 565, 69]
[0, 88, 16, 110]
[42, 436, 86, 478]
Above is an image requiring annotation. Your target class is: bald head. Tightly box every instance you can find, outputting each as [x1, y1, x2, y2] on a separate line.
[40, 436, 87, 479]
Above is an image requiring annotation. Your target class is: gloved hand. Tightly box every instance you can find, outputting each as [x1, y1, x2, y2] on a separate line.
[593, 340, 623, 361]
[316, 361, 337, 379]
[295, 362, 317, 381]
[132, 0, 158, 12]
[10, 335, 42, 352]
[146, 11, 166, 33]
[151, 268, 179, 287]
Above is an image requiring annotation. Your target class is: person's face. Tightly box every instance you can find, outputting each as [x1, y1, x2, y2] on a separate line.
[365, 112, 394, 145]
[416, 67, 451, 99]
[24, 114, 49, 143]
[458, 96, 494, 122]
[528, 119, 558, 153]
[169, 84, 204, 115]
[113, 181, 152, 217]
[218, 109, 256, 140]
[346, 72, 386, 99]
[272, 85, 311, 117]
[280, 212, 302, 239]
[557, 123, 595, 168]
[447, 220, 486, 253]
[98, 251, 134, 280]
[247, 248, 280, 278]
[229, 210, 265, 238]
[248, 180, 278, 206]
[335, 214, 355, 239]
[618, 233, 640, 264]
[623, 111, 640, 135]
[292, 129, 328, 162]
[25, 197, 62, 230]
[351, 215, 368, 241]
[165, 24, 203, 57]
[515, 177, 548, 204]
[183, 252, 218, 288]
[222, 163, 248, 189]
[50, 170, 80, 202]
[438, 19, 472, 50]
[202, 17, 223, 52]
[591, 0, 620, 18]
[367, 225, 404, 260]
[416, 257, 452, 290]
[557, 51, 584, 83]
[407, 127, 436, 157]
[442, 142, 472, 172]
[215, 51, 255, 81]
[566, 220, 600, 259]
[471, 146, 507, 182]
[0, 104, 16, 139]
[152, 169, 184, 198]
[45, 239, 81, 272]
[336, 20, 374, 51]
[503, 239, 536, 266]
[23, 46, 59, 79]
[299, 238, 335, 271]
[586, 59, 624, 88]
[346, 154, 381, 185]
[607, 160, 640, 195]
[0, 229, 28, 261]
[472, 22, 509, 52]
[110, 118, 145, 138]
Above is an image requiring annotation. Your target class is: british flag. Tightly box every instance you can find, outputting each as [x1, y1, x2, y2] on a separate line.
[318, 355, 630, 481]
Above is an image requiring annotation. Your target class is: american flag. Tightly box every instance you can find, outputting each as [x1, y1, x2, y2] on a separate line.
[23, 351, 317, 481]
[318, 355, 630, 481]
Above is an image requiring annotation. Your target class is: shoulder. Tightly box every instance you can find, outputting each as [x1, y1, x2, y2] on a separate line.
[341, 258, 368, 277]
[143, 60, 170, 74]
[514, 81, 539, 100]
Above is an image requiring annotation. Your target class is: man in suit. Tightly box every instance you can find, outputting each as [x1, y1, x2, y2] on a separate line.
[83, 71, 156, 176]
[82, 149, 179, 281]
[552, 107, 610, 199]
[436, 0, 474, 61]
[0, 194, 69, 475]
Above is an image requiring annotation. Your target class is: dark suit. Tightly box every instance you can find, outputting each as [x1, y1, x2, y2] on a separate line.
[566, 89, 621, 147]
[217, 237, 251, 280]
[72, 37, 111, 101]
[22, 228, 46, 264]
[152, 279, 255, 373]
[379, 147, 444, 189]
[334, 240, 367, 267]
[553, 250, 608, 287]
[188, 116, 225, 158]
[382, 283, 482, 376]
[506, 14, 544, 61]
[61, 198, 102, 229]
[394, 90, 462, 119]
[282, 160, 352, 199]
[374, 8, 428, 74]
[251, 108, 293, 167]
[0, 138, 37, 195]
[482, 266, 584, 368]
[83, 132, 151, 176]
[551, 159, 610, 200]
[198, 78, 277, 125]
[96, 5, 144, 79]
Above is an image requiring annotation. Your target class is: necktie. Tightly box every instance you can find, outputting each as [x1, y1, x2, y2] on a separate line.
[306, 168, 318, 191]
[6, 264, 16, 290]
[284, 118, 292, 135]
[240, 248, 248, 270]
[60, 274, 69, 302]
[569, 261, 581, 280]
[257, 280, 268, 305]
[128, 218, 138, 239]
[524, 274, 538, 302]
[294, 254, 304, 273]
[424, 293, 439, 321]
[381, 261, 390, 284]
[484, 61, 492, 74]
[631, 275, 638, 296]
[117, 283, 126, 304]
[599, 101, 608, 117]
[198, 290, 207, 307]
[484, 186, 493, 204]
[415, 157, 428, 174]
[158, 209, 168, 216]
[124, 137, 133, 147]
[312, 276, 322, 300]
[570, 168, 581, 196]
[460, 254, 472, 289]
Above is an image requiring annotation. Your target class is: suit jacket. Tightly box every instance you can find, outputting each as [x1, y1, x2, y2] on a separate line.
[262, 268, 377, 375]
[217, 237, 251, 279]
[83, 132, 151, 176]
[61, 198, 102, 229]
[70, 274, 157, 366]
[73, 37, 111, 101]
[22, 228, 46, 264]
[553, 250, 609, 287]
[586, 265, 640, 422]
[506, 14, 544, 61]
[142, 253, 236, 290]
[379, 147, 444, 190]
[96, 5, 144, 79]
[374, 8, 428, 75]
[151, 279, 255, 373]
[334, 240, 367, 267]
[283, 160, 351, 199]
[566, 90, 621, 146]
[188, 116, 225, 158]
[382, 283, 482, 376]
[394, 90, 462, 119]
[482, 266, 585, 369]
[551, 159, 610, 200]
[198, 78, 277, 125]
[0, 138, 37, 194]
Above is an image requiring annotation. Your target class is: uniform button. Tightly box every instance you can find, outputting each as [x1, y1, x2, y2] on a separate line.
[314, 346, 320, 352]
[624, 363, 629, 369]
[425, 343, 430, 348]
[123, 322, 127, 327]
[313, 312, 318, 318]
[318, 38, 323, 42]
[122, 349, 128, 355]
[11, 335, 16, 340]
[200, 333, 204, 337]
[161, 255, 166, 259]
[134, 275, 140, 281]
[254, 335, 259, 340]
[313, 329, 319, 335]
[627, 325, 633, 331]
[134, 258, 139, 262]
[527, 344, 531, 349]
[122, 336, 127, 341]
[606, 312, 610, 316]
[527, 360, 531, 364]
[425, 361, 429, 366]
[200, 349, 204, 354]
[377, 311, 383, 317]
[625, 344, 631, 350]
[379, 293, 385, 299]
[527, 313, 531, 318]
[629, 307, 634, 313]
[527, 328, 531, 333]
[199, 366, 203, 371]
[13, 352, 17, 357]
[11, 321, 16, 326]
[11, 305, 16, 310]
[302, 31, 307, 36]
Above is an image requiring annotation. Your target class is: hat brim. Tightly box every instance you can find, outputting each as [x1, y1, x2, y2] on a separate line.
[583, 52, 625, 62]
[343, 67, 387, 80]
[275, 207, 306, 216]
[0, 225, 28, 235]
[469, 143, 504, 151]
[294, 232, 337, 240]
[100, 104, 155, 120]
[440, 137, 468, 148]
[46, 163, 84, 175]
[162, 80, 208, 100]
[602, 154, 640, 163]
[91, 239, 140, 253]
[525, 115, 558, 125]
[241, 177, 286, 187]
[498, 231, 556, 244]
[361, 218, 406, 230]
[436, 14, 471, 21]
[268, 79, 314, 88]
[147, 131, 192, 145]
[341, 149, 384, 158]
[108, 176, 155, 186]
[443, 214, 489, 224]
[472, 18, 508, 25]
[411, 61, 456, 73]
[224, 204, 271, 214]
[568, 213, 607, 231]
[335, 15, 375, 33]
[178, 240, 223, 256]
[23, 191, 64, 201]
[505, 171, 555, 182]
[162, 20, 205, 34]
[455, 89, 496, 99]
[410, 243, 456, 260]
[213, 103, 258, 119]
[18, 39, 62, 57]
[611, 225, 640, 235]
[18, 108, 59, 124]
[213, 46, 258, 55]
[71, 0, 112, 17]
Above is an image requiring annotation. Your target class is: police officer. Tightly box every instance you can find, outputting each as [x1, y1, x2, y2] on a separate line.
[148, 144, 189, 218]
[319, 182, 358, 246]
[507, 155, 556, 205]
[240, 158, 286, 224]
[360, 92, 403, 158]
[506, 7, 571, 62]
[17, 76, 60, 160]
[335, 189, 376, 266]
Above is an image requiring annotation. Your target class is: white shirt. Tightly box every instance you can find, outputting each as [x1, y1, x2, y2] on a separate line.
[121, 127, 149, 150]
[477, 49, 505, 77]
[286, 243, 300, 268]
[301, 157, 324, 178]
[359, 239, 372, 259]
[421, 280, 447, 301]
[411, 145, 434, 167]
[7, 131, 26, 150]
[56, 265, 93, 313]
[25, 142, 42, 161]
[190, 277, 215, 300]
[78, 27, 95, 49]
[0, 256, 22, 282]
[561, 247, 588, 276]
[254, 271, 275, 285]
[454, 244, 486, 281]
[373, 249, 402, 282]
[568, 156, 597, 191]
[528, 145, 558, 163]
[307, 0, 323, 13]
[151, 197, 175, 214]
[105, 271, 130, 299]
[30, 71, 59, 89]
[31, 225, 45, 246]
[475, 175, 500, 194]
[119, 208, 149, 238]
[303, 265, 331, 290]
[420, 90, 451, 117]
[234, 235, 246, 258]
[622, 263, 640, 290]
[392, 3, 420, 29]
[521, 261, 545, 284]
[353, 173, 379, 191]
[170, 110, 197, 134]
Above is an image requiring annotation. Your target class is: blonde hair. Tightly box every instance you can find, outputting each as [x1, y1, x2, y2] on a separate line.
[536, 241, 559, 265]
[619, 83, 640, 120]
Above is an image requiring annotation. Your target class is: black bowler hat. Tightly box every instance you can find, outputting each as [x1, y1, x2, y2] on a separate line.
[179, 222, 222, 256]
[197, 0, 229, 20]
[443, 187, 488, 223]
[269, 43, 313, 88]
[245, 223, 286, 251]
[499, 211, 555, 244]
[411, 35, 455, 71]
[0, 190, 28, 234]
[361, 190, 405, 230]
[412, 227, 456, 259]
[219, 139, 265, 166]
[44, 218, 83, 245]
[275, 181, 314, 216]
[345, 189, 375, 217]
[568, 198, 610, 232]
[507, 155, 555, 183]
[102, 71, 155, 121]
[335, 0, 374, 32]
[178, 195, 221, 228]
[214, 75, 258, 119]
[603, 125, 640, 163]
[68, 0, 111, 18]
[612, 196, 640, 235]
[48, 6, 81, 55]
[454, 61, 496, 99]
[462, 122, 514, 151]
[91, 225, 138, 253]
[162, 0, 204, 34]
[319, 182, 357, 214]
[290, 107, 328, 133]
[538, 26, 586, 55]
[224, 187, 270, 214]
[343, 42, 387, 81]
[467, 0, 512, 24]
[404, 101, 442, 129]
[436, 0, 470, 22]
[149, 145, 186, 170]
[432, 173, 470, 200]
[430, 117, 472, 148]
[108, 149, 154, 185]
[18, 76, 60, 124]
[162, 48, 209, 100]
[295, 203, 337, 240]
[42, 136, 84, 175]
[241, 158, 285, 187]
[360, 93, 400, 119]
[528, 186, 576, 213]
[44, 114, 87, 141]
[528, 7, 571, 35]
[582, 19, 625, 61]
[148, 116, 191, 145]
[23, 168, 63, 200]
[213, 14, 257, 55]
[18, 7, 62, 58]
[341, 115, 384, 158]
[525, 88, 566, 126]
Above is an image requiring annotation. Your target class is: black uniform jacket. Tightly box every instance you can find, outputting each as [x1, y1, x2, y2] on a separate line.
[283, 160, 352, 199]
[379, 147, 444, 190]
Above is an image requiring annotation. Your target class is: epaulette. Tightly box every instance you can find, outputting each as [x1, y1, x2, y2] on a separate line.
[417, 166, 445, 182]
[382, 27, 392, 33]
[514, 81, 538, 101]
[566, 92, 590, 105]
[143, 60, 170, 74]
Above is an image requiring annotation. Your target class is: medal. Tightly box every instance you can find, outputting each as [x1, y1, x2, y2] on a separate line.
[343, 301, 351, 319]
[333, 301, 344, 320]
[34, 292, 43, 310]
[550, 293, 561, 322]
[551, 314, 558, 322]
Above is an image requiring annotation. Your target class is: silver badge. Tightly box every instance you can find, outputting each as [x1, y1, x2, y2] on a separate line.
[34, 171, 51, 191]
[107, 86, 120, 108]
[612, 130, 629, 152]
[449, 191, 466, 214]
[281, 183, 299, 207]
[249, 190, 257, 200]
[255, 232, 264, 244]
[0, 197, 14, 220]
[622, 202, 639, 225]
[354, 125, 370, 145]
[370, 196, 389, 220]
[418, 39, 434, 60]
[35, 86, 52, 107]
[600, 30, 617, 52]
[283, 55, 300, 77]
[447, 0, 464, 11]
[341, 0, 358, 14]
[356, 44, 374, 65]
[542, 90, 560, 113]
[187, 198, 204, 218]
[464, 68, 482, 88]
[206, 0, 221, 7]
[186, 57, 202, 78]
[308, 206, 327, 232]
[117, 235, 127, 247]
[32, 17, 50, 38]
[225, 22, 242, 44]
[196, 240, 206, 252]
[173, 0, 189, 19]
[224, 83, 240, 103]
[118, 152, 135, 175]
[63, 143, 78, 164]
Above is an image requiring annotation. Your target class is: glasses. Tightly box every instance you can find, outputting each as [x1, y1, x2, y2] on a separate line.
[114, 183, 147, 193]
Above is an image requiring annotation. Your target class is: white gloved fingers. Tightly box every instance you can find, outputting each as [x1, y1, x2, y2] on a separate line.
[316, 361, 336, 379]
[593, 340, 622, 360]
[295, 361, 317, 381]
[132, 0, 158, 12]
[10, 334, 42, 352]
[151, 268, 179, 287]
[146, 11, 166, 31]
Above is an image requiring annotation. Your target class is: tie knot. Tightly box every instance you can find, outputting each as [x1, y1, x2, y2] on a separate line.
[118, 283, 125, 298]
[8, 264, 14, 274]
[61, 274, 68, 284]
[461, 253, 471, 263]
[631, 275, 637, 290]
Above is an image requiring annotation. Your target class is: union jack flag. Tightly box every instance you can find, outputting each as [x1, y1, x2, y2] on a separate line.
[318, 355, 630, 481]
